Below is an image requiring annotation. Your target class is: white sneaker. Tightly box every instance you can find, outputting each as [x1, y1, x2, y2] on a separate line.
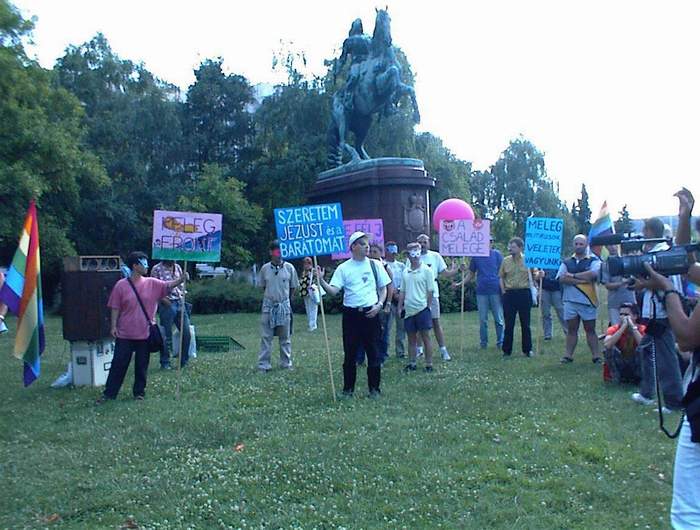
[631, 393, 655, 406]
[661, 406, 673, 414]
[416, 346, 424, 359]
[0, 319, 7, 334]
[440, 347, 451, 361]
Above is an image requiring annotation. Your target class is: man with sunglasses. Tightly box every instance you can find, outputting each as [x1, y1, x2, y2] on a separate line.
[257, 240, 299, 372]
[98, 252, 187, 403]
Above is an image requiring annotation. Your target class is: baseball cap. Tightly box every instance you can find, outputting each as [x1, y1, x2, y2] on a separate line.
[348, 231, 368, 247]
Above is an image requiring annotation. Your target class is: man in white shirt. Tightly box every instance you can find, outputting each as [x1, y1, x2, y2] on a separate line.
[631, 217, 684, 411]
[415, 233, 459, 361]
[317, 231, 391, 398]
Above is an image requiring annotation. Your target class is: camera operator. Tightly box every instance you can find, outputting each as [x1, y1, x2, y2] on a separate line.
[636, 187, 699, 528]
[631, 217, 685, 412]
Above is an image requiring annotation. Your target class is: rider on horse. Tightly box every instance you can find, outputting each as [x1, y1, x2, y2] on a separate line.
[334, 19, 371, 114]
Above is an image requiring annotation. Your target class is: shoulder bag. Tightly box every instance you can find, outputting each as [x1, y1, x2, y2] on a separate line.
[127, 278, 164, 353]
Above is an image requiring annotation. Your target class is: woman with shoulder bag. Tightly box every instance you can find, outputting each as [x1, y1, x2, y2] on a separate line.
[97, 251, 187, 403]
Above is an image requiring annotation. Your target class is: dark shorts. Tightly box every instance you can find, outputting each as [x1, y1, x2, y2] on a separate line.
[404, 307, 433, 333]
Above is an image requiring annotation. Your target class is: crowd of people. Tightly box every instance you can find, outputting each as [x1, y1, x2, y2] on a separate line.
[247, 188, 698, 525]
[74, 188, 698, 526]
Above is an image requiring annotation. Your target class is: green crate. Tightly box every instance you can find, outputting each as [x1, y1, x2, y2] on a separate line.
[196, 336, 245, 353]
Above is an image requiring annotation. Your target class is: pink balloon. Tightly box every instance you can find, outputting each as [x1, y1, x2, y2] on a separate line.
[433, 198, 475, 232]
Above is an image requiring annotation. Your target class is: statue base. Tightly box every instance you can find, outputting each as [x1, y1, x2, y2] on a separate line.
[308, 158, 435, 252]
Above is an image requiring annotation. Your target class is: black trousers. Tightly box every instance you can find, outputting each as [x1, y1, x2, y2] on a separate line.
[502, 289, 532, 355]
[342, 307, 382, 392]
[104, 338, 150, 398]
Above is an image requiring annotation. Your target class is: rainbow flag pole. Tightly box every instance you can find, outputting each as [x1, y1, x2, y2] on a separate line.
[588, 201, 614, 334]
[588, 201, 615, 260]
[0, 201, 45, 386]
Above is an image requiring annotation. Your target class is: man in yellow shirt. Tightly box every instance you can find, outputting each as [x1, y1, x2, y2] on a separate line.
[499, 237, 533, 357]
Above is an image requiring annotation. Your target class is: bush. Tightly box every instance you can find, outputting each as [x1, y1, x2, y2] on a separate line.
[188, 278, 263, 314]
[187, 267, 478, 315]
[188, 276, 346, 315]
[437, 276, 477, 313]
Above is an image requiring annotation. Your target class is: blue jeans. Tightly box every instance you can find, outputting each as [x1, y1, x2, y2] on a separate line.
[476, 293, 504, 348]
[158, 300, 191, 367]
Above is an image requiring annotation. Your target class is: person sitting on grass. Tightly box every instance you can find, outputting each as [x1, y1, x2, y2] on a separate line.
[398, 242, 436, 373]
[603, 302, 645, 384]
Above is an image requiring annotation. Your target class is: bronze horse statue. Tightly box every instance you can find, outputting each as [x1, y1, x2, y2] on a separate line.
[327, 9, 420, 167]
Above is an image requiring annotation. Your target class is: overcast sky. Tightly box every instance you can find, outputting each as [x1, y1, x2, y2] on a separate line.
[14, 0, 700, 219]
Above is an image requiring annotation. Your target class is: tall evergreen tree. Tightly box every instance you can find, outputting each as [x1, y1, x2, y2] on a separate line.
[185, 59, 255, 172]
[572, 183, 592, 235]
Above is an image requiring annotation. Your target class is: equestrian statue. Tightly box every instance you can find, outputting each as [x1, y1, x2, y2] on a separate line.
[327, 9, 420, 168]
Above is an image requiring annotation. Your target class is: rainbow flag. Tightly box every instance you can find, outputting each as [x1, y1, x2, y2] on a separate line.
[0, 201, 45, 386]
[589, 201, 615, 259]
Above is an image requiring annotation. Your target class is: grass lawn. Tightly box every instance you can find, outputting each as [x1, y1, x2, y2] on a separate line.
[0, 310, 678, 529]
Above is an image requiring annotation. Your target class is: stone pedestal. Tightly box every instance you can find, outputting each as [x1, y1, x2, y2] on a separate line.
[308, 158, 435, 251]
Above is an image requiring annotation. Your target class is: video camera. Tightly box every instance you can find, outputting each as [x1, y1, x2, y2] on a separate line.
[590, 233, 699, 277]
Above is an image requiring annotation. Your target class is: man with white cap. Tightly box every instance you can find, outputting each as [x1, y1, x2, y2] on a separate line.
[316, 231, 391, 398]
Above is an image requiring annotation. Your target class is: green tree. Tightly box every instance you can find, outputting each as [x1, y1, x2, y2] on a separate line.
[491, 210, 516, 250]
[572, 183, 592, 235]
[615, 204, 633, 234]
[414, 133, 471, 207]
[0, 0, 107, 302]
[176, 164, 262, 265]
[185, 59, 255, 172]
[54, 33, 187, 256]
[479, 137, 564, 233]
[245, 74, 328, 257]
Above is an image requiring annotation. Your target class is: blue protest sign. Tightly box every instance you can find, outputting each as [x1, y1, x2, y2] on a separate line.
[274, 203, 346, 259]
[525, 217, 563, 268]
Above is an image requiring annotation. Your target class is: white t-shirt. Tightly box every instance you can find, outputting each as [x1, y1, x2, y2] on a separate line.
[410, 250, 447, 298]
[385, 260, 406, 291]
[641, 242, 683, 319]
[330, 258, 391, 308]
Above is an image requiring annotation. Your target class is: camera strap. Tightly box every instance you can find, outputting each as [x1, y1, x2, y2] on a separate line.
[650, 298, 684, 439]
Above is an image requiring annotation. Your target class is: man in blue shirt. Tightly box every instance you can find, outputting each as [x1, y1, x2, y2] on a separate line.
[463, 237, 504, 349]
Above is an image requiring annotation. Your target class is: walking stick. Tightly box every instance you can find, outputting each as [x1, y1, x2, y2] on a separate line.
[535, 275, 544, 355]
[176, 260, 187, 399]
[460, 258, 466, 355]
[313, 256, 337, 402]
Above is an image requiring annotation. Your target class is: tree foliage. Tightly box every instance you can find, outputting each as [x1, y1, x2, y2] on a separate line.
[176, 164, 262, 265]
[185, 59, 254, 172]
[571, 183, 592, 236]
[0, 0, 107, 302]
[1, 1, 584, 300]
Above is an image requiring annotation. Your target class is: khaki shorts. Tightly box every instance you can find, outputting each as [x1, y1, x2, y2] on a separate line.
[564, 301, 597, 322]
[429, 297, 441, 319]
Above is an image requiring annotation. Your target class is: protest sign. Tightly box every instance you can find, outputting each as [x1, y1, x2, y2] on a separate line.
[524, 217, 563, 268]
[152, 210, 222, 262]
[274, 203, 345, 260]
[331, 219, 384, 260]
[439, 219, 491, 257]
